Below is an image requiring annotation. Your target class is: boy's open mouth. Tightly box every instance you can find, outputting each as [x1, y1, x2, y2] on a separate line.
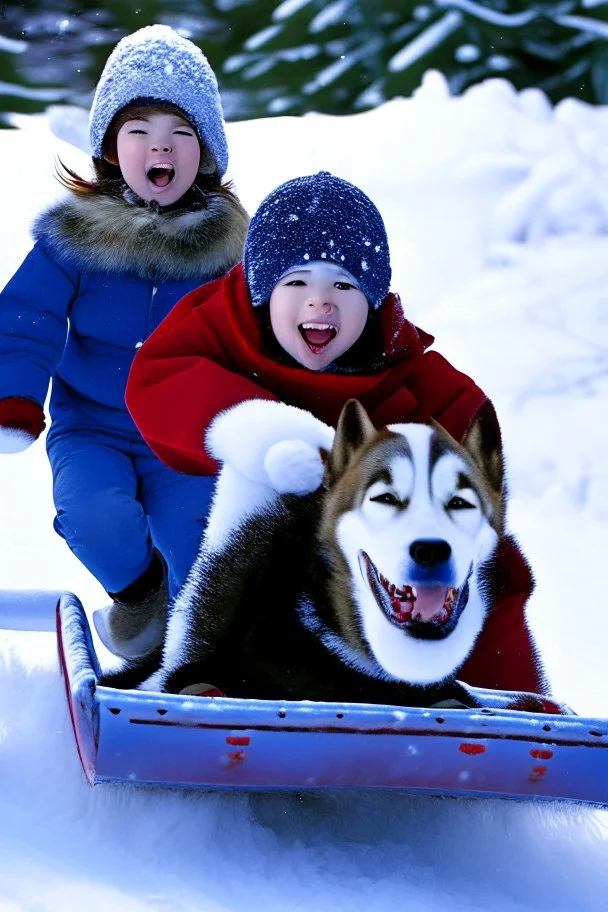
[299, 322, 337, 353]
[147, 165, 175, 188]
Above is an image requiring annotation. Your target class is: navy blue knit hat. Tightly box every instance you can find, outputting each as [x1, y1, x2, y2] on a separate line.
[244, 172, 391, 309]
[89, 25, 228, 178]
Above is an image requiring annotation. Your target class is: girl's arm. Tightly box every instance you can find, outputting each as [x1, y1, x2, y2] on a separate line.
[0, 241, 76, 405]
[0, 242, 77, 448]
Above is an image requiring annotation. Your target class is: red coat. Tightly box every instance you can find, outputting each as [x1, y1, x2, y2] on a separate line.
[126, 264, 547, 694]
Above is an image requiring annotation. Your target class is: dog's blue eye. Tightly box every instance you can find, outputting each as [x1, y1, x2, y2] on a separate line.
[446, 495, 475, 511]
[370, 492, 400, 506]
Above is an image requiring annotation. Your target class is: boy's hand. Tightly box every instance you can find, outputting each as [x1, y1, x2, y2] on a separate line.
[0, 397, 46, 453]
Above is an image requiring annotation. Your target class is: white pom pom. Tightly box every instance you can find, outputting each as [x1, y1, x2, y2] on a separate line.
[206, 399, 334, 484]
[0, 427, 36, 454]
[264, 440, 325, 495]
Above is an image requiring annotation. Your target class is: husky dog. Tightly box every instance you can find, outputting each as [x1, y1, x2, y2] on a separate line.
[108, 398, 506, 708]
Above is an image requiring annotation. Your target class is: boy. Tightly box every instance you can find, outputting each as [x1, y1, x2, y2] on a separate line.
[125, 171, 546, 694]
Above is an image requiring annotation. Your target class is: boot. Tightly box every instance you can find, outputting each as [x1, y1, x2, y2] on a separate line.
[93, 553, 167, 659]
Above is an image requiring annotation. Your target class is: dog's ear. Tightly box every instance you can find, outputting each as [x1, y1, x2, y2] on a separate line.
[461, 400, 505, 504]
[325, 399, 377, 485]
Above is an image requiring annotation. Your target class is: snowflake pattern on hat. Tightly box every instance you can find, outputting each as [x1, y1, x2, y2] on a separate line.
[89, 24, 228, 178]
[244, 172, 391, 309]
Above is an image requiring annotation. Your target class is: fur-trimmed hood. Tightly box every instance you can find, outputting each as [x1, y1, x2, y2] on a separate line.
[33, 189, 249, 283]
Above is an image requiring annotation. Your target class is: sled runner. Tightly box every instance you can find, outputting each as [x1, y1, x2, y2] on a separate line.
[2, 588, 607, 806]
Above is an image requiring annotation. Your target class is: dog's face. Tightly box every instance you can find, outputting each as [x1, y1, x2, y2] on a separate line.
[320, 400, 504, 684]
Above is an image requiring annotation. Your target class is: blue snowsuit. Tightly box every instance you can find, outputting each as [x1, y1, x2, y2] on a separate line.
[0, 189, 248, 598]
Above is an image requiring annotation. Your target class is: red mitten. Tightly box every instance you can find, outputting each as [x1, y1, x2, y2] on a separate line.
[0, 397, 46, 453]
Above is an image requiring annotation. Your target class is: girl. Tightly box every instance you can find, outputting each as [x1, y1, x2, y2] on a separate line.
[125, 171, 547, 695]
[0, 25, 249, 660]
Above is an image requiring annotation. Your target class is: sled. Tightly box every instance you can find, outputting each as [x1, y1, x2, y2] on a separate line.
[1, 589, 607, 806]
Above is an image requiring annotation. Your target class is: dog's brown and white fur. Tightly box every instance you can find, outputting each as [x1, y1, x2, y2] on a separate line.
[105, 397, 507, 709]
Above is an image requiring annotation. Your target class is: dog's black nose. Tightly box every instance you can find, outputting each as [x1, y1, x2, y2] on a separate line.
[409, 539, 452, 568]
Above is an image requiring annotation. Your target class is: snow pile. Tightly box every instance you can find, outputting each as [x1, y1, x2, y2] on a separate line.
[487, 93, 608, 245]
[407, 72, 608, 247]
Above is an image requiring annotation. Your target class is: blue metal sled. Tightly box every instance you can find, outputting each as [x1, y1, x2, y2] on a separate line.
[2, 589, 608, 803]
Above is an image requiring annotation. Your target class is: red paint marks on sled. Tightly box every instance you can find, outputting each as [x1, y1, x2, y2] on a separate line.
[529, 765, 549, 782]
[458, 743, 486, 756]
[223, 735, 250, 767]
[528, 748, 552, 782]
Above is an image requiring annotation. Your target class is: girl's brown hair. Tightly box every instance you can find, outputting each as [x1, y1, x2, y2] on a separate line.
[55, 100, 233, 201]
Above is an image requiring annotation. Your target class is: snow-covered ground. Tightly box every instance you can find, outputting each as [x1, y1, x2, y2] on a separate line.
[1, 71, 608, 910]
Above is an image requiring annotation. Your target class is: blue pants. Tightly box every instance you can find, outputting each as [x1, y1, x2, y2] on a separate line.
[47, 429, 215, 600]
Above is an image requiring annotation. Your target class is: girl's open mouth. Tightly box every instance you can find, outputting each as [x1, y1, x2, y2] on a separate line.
[147, 165, 175, 188]
[298, 322, 337, 353]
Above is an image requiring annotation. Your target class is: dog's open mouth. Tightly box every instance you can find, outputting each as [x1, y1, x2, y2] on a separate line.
[299, 323, 337, 353]
[147, 165, 175, 187]
[359, 551, 459, 630]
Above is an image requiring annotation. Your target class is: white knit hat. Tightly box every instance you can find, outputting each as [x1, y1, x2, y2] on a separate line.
[89, 25, 228, 178]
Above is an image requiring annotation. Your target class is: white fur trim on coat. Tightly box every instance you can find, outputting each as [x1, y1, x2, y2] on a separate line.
[34, 189, 249, 284]
[0, 427, 37, 454]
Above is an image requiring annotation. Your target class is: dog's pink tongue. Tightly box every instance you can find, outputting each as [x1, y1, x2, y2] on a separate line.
[303, 328, 333, 346]
[412, 585, 446, 621]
